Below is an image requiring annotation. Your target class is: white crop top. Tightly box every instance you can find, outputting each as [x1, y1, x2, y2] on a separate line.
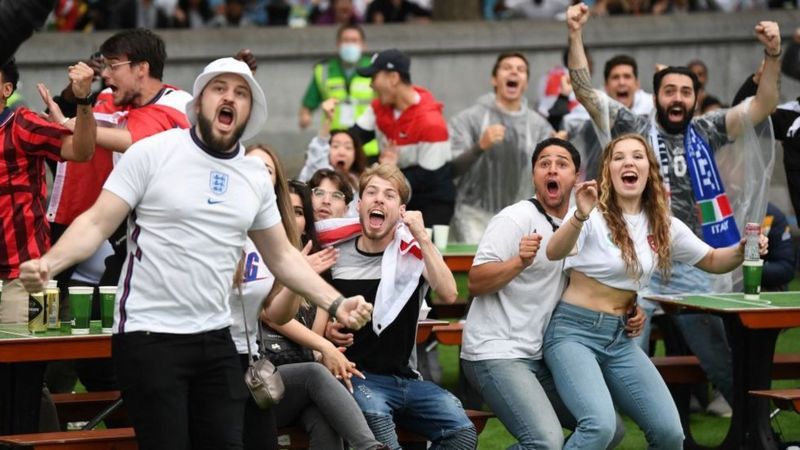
[564, 210, 711, 291]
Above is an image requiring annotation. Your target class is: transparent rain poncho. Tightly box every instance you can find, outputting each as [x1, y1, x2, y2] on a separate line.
[448, 93, 554, 243]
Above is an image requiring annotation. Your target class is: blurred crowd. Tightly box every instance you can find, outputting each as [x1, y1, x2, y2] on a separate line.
[47, 0, 799, 32]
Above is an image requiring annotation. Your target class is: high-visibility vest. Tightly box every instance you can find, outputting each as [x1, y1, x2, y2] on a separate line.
[314, 57, 378, 156]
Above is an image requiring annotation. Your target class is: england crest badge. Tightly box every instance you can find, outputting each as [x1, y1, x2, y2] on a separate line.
[209, 171, 229, 195]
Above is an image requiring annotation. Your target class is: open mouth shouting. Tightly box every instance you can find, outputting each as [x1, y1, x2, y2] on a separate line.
[503, 79, 521, 97]
[545, 179, 560, 198]
[368, 209, 385, 230]
[216, 105, 236, 131]
[667, 103, 686, 123]
[621, 171, 639, 188]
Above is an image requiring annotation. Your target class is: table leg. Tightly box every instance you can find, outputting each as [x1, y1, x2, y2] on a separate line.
[0, 362, 46, 435]
[720, 317, 780, 450]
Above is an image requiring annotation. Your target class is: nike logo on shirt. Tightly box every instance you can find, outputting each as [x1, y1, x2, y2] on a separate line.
[207, 198, 224, 205]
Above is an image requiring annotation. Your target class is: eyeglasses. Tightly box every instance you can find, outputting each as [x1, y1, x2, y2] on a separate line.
[311, 187, 346, 202]
[101, 60, 132, 72]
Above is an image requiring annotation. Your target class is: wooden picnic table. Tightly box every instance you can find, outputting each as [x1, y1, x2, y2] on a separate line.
[0, 322, 111, 435]
[646, 292, 800, 450]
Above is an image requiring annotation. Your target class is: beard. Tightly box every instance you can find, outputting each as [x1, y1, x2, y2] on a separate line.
[655, 102, 694, 135]
[197, 111, 247, 153]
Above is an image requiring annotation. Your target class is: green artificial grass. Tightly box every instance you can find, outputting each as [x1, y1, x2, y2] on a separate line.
[436, 273, 800, 449]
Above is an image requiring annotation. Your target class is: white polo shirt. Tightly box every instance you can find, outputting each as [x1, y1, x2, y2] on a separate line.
[104, 128, 281, 334]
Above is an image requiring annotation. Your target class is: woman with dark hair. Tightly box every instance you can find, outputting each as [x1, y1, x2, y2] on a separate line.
[299, 98, 367, 206]
[308, 168, 355, 220]
[288, 179, 321, 252]
[543, 134, 767, 449]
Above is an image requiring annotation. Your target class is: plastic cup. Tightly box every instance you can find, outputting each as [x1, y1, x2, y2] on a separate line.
[742, 259, 764, 300]
[98, 286, 116, 334]
[432, 225, 449, 251]
[68, 286, 94, 335]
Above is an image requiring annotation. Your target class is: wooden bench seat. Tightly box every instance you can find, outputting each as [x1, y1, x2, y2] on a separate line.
[0, 427, 136, 450]
[652, 354, 800, 384]
[749, 388, 800, 413]
[49, 391, 126, 430]
[1, 406, 492, 449]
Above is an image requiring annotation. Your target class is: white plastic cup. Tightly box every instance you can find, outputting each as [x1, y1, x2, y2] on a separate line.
[433, 225, 449, 251]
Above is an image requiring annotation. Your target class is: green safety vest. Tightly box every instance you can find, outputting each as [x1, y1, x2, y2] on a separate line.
[314, 57, 378, 156]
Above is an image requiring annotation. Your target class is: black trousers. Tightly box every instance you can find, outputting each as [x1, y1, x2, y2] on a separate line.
[238, 354, 278, 450]
[112, 328, 248, 450]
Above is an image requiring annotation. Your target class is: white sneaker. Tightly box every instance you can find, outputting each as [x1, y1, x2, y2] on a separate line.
[706, 391, 732, 418]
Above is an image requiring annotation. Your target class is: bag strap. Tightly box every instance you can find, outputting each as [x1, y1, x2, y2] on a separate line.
[528, 197, 559, 233]
[238, 294, 257, 368]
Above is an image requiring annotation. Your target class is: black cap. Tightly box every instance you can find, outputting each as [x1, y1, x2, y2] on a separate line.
[356, 49, 410, 77]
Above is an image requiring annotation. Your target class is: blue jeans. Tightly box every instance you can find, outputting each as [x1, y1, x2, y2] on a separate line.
[461, 358, 569, 449]
[650, 262, 734, 403]
[350, 372, 477, 450]
[543, 302, 684, 450]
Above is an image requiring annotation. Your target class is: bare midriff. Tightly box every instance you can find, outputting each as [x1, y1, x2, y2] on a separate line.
[561, 270, 636, 315]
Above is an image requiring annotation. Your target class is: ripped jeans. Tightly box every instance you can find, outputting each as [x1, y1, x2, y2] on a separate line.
[350, 372, 477, 450]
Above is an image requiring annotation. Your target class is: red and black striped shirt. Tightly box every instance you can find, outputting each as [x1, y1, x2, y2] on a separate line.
[0, 107, 70, 278]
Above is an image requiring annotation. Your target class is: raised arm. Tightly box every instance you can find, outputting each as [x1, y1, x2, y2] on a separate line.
[565, 3, 615, 129]
[726, 21, 781, 138]
[249, 224, 372, 329]
[402, 211, 458, 303]
[59, 62, 96, 162]
[19, 190, 131, 292]
[546, 180, 596, 261]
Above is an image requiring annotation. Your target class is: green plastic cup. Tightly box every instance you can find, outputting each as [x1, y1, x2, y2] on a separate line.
[98, 286, 116, 334]
[742, 259, 764, 300]
[68, 286, 94, 335]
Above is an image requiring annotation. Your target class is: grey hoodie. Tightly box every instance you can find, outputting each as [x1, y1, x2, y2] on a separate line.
[448, 93, 553, 241]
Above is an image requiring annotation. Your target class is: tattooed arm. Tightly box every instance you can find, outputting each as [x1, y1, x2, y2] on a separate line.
[565, 3, 620, 131]
[726, 21, 781, 138]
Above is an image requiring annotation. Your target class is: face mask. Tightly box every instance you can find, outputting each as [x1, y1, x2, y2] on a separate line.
[339, 44, 362, 64]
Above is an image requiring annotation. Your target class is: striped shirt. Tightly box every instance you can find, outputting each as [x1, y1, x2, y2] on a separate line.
[47, 85, 191, 226]
[0, 107, 70, 278]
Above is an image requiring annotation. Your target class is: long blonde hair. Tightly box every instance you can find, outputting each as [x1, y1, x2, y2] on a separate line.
[597, 134, 673, 282]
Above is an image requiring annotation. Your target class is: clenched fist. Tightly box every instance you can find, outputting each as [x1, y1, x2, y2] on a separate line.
[519, 233, 542, 268]
[479, 124, 506, 150]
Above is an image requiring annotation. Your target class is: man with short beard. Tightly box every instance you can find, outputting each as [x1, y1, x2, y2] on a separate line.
[19, 57, 373, 449]
[320, 164, 478, 450]
[566, 2, 781, 412]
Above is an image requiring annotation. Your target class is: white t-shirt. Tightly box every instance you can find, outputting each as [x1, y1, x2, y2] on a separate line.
[564, 210, 711, 292]
[229, 238, 276, 354]
[104, 128, 281, 334]
[461, 200, 566, 361]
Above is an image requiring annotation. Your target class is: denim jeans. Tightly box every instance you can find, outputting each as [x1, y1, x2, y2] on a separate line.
[543, 302, 684, 450]
[350, 372, 477, 450]
[274, 362, 382, 450]
[649, 262, 734, 403]
[461, 358, 570, 450]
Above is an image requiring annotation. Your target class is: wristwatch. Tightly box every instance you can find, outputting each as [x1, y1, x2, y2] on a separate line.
[75, 95, 93, 105]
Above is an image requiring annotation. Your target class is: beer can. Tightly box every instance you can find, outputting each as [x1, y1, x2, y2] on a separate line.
[28, 292, 47, 333]
[744, 222, 761, 261]
[46, 280, 60, 330]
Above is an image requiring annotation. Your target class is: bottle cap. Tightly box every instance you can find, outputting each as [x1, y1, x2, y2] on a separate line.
[47, 280, 58, 290]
